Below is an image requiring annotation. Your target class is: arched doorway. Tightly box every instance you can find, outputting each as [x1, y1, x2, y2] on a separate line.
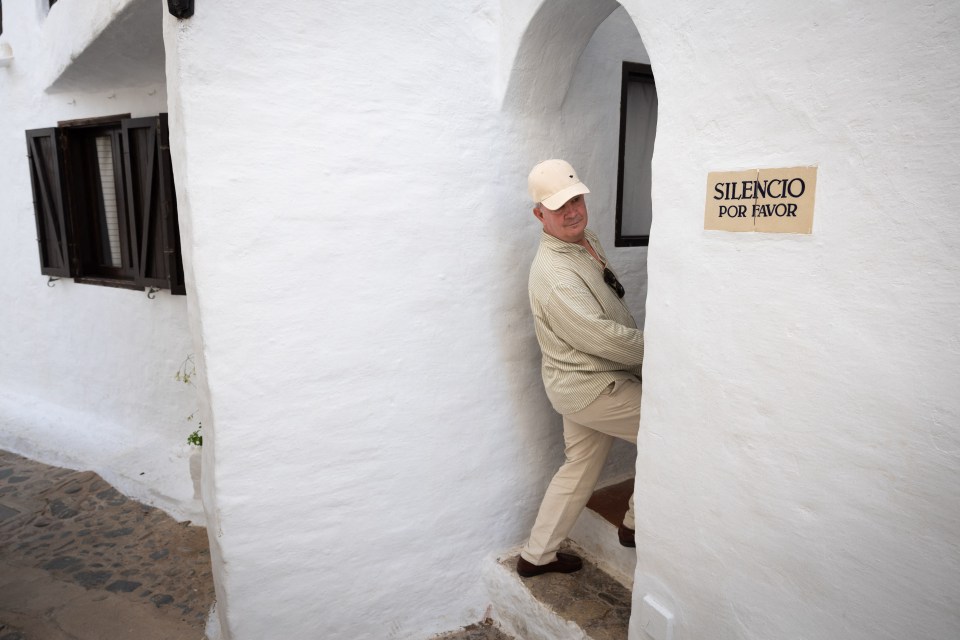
[500, 2, 669, 636]
[501, 0, 656, 325]
[501, 0, 656, 490]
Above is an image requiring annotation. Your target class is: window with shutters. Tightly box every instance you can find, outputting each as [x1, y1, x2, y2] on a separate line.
[614, 62, 658, 247]
[25, 113, 185, 294]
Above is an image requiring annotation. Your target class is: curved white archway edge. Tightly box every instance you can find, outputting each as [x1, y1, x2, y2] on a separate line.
[498, 0, 621, 112]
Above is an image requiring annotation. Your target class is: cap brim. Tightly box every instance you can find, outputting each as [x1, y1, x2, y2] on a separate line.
[541, 183, 590, 210]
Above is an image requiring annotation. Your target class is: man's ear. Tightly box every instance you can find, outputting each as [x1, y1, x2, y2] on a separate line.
[532, 206, 544, 222]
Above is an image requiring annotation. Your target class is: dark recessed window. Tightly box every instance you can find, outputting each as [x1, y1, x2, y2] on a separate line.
[1, 1, 4, 36]
[615, 62, 658, 247]
[25, 114, 185, 294]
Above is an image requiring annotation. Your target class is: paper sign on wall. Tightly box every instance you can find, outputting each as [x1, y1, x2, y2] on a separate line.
[704, 166, 817, 234]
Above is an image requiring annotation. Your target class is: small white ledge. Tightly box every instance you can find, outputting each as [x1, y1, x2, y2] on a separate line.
[0, 42, 13, 68]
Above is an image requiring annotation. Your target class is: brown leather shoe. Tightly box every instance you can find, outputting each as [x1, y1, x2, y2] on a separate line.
[516, 552, 583, 577]
[618, 524, 636, 548]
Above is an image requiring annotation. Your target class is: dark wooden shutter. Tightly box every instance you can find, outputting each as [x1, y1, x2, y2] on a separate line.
[122, 117, 162, 289]
[122, 115, 184, 293]
[157, 114, 186, 295]
[26, 128, 74, 277]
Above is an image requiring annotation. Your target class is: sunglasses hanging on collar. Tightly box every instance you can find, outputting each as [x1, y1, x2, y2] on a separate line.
[603, 267, 625, 298]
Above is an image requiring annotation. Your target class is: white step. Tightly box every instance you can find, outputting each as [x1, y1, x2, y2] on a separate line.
[482, 478, 636, 639]
[483, 542, 631, 640]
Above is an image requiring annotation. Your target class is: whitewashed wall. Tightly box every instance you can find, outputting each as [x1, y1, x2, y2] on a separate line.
[621, 1, 960, 639]
[5, 0, 957, 638]
[0, 0, 202, 523]
[480, 0, 960, 637]
[161, 1, 579, 638]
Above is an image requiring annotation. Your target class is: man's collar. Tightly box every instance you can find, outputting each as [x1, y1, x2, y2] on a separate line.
[540, 229, 598, 252]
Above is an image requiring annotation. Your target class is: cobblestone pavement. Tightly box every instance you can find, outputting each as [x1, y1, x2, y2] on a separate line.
[0, 449, 215, 639]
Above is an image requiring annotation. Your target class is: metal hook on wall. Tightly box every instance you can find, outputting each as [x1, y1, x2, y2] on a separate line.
[167, 0, 194, 19]
[147, 287, 159, 299]
[47, 277, 60, 287]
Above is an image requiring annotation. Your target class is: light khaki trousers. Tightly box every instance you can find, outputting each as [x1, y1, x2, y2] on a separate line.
[521, 378, 642, 566]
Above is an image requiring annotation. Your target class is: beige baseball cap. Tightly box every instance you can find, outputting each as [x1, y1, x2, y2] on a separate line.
[528, 159, 590, 210]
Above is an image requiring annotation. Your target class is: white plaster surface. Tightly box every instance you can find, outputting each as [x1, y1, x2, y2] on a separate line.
[622, 0, 960, 638]
[0, 0, 201, 524]
[161, 2, 561, 638]
[157, 1, 654, 636]
[3, 0, 959, 639]
[45, 0, 167, 94]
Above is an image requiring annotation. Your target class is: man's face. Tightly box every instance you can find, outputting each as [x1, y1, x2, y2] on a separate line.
[533, 195, 589, 243]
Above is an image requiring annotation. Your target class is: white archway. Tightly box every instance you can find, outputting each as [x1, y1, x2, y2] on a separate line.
[497, 3, 671, 638]
[500, 0, 621, 113]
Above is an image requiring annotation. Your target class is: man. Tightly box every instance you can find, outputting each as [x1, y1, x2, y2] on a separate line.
[517, 159, 644, 578]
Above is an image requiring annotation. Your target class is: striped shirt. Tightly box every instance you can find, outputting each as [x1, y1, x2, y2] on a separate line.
[528, 229, 644, 415]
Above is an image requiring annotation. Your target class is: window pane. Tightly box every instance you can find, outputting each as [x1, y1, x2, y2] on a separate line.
[95, 135, 122, 268]
[621, 78, 658, 237]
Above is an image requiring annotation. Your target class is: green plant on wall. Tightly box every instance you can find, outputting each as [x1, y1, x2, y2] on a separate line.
[176, 354, 203, 447]
[186, 425, 203, 447]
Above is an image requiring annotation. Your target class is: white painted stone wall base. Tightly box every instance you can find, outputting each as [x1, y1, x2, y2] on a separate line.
[483, 549, 594, 640]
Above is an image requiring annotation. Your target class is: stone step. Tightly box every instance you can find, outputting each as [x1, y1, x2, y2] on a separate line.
[570, 478, 636, 588]
[483, 542, 631, 640]
[480, 477, 636, 639]
[586, 477, 633, 528]
[440, 478, 636, 640]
